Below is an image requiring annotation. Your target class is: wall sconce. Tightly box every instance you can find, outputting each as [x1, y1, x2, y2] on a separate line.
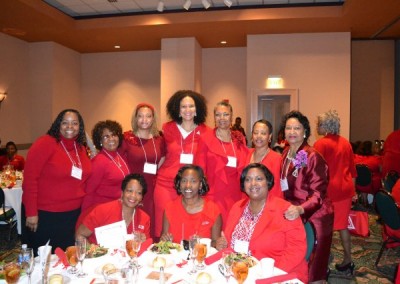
[266, 75, 283, 88]
[0, 92, 7, 104]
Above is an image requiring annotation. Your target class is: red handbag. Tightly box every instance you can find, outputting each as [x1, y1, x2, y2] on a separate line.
[348, 209, 370, 237]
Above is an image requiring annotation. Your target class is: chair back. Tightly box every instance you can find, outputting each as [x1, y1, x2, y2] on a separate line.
[356, 164, 372, 186]
[304, 221, 316, 262]
[375, 190, 400, 230]
[383, 170, 399, 193]
[0, 188, 16, 222]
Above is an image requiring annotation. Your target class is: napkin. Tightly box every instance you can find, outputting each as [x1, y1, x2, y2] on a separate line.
[204, 248, 234, 265]
[38, 240, 52, 270]
[138, 238, 153, 256]
[55, 247, 69, 267]
[255, 272, 298, 284]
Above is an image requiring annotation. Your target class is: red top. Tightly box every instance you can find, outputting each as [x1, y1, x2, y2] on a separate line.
[81, 150, 129, 211]
[164, 196, 220, 243]
[246, 148, 283, 198]
[0, 154, 25, 171]
[224, 196, 308, 283]
[354, 154, 382, 192]
[82, 199, 150, 245]
[382, 130, 400, 176]
[22, 135, 91, 216]
[314, 134, 357, 201]
[392, 179, 400, 205]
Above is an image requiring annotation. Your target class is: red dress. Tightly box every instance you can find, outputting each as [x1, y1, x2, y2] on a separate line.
[120, 131, 165, 238]
[281, 142, 334, 282]
[81, 199, 150, 245]
[195, 129, 249, 227]
[0, 154, 25, 171]
[224, 196, 308, 283]
[164, 196, 220, 243]
[245, 148, 283, 198]
[154, 121, 210, 237]
[382, 130, 400, 177]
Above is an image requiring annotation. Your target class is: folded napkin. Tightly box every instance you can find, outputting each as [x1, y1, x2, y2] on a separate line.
[55, 247, 69, 267]
[138, 238, 153, 256]
[255, 272, 298, 284]
[204, 248, 234, 265]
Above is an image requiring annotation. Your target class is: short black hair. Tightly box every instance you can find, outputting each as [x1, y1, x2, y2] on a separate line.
[121, 173, 147, 196]
[279, 110, 311, 140]
[91, 120, 123, 150]
[240, 163, 274, 192]
[174, 165, 209, 196]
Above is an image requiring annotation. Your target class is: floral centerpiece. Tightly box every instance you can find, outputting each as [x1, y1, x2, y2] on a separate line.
[292, 150, 308, 177]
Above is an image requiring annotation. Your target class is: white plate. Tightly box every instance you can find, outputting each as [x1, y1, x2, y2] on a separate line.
[34, 254, 58, 264]
[147, 243, 183, 254]
[47, 274, 71, 284]
[147, 256, 174, 269]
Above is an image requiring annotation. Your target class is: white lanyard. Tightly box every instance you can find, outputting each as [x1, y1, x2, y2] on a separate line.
[103, 149, 129, 178]
[60, 141, 82, 168]
[138, 136, 158, 164]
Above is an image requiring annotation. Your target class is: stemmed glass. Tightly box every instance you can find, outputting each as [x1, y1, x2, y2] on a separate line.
[188, 235, 199, 275]
[75, 237, 88, 278]
[126, 231, 142, 268]
[21, 248, 35, 284]
[231, 260, 249, 284]
[220, 252, 231, 283]
[66, 246, 78, 274]
[195, 242, 207, 270]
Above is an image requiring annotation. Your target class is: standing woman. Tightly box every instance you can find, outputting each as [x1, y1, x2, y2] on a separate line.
[22, 109, 91, 253]
[81, 120, 129, 211]
[280, 110, 333, 284]
[246, 119, 282, 198]
[120, 103, 165, 238]
[195, 101, 248, 226]
[154, 90, 209, 238]
[314, 110, 356, 275]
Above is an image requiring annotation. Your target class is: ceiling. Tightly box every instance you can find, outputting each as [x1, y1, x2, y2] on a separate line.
[1, 0, 400, 53]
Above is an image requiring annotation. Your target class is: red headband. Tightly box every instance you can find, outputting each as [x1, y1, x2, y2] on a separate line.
[135, 103, 155, 114]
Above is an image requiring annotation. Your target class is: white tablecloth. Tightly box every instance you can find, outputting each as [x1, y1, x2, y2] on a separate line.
[2, 248, 303, 284]
[3, 185, 22, 234]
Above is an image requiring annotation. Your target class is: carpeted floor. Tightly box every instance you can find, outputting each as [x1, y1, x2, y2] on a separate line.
[1, 210, 399, 283]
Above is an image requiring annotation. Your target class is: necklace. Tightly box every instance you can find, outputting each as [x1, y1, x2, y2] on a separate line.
[216, 128, 231, 142]
[248, 201, 266, 221]
[251, 148, 270, 163]
[103, 149, 129, 177]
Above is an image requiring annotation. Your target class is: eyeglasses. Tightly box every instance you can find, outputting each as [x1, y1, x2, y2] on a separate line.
[102, 133, 118, 140]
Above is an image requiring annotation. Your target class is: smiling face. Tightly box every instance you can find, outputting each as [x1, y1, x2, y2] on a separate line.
[244, 168, 269, 201]
[136, 106, 154, 131]
[179, 96, 196, 122]
[101, 128, 119, 152]
[179, 168, 202, 199]
[122, 179, 143, 209]
[284, 118, 306, 149]
[60, 111, 80, 139]
[214, 105, 232, 130]
[6, 144, 17, 159]
[252, 122, 271, 149]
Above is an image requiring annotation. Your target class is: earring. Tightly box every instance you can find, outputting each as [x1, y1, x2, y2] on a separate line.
[194, 113, 197, 116]
[100, 143, 103, 146]
[303, 134, 306, 138]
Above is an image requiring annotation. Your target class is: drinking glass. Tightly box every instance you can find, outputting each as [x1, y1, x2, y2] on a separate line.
[195, 242, 207, 270]
[4, 262, 21, 284]
[75, 237, 88, 277]
[65, 246, 78, 274]
[126, 231, 142, 268]
[188, 235, 199, 275]
[231, 260, 249, 284]
[21, 248, 35, 284]
[221, 252, 231, 283]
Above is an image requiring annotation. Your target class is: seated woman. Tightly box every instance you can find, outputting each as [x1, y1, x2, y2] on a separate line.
[216, 163, 308, 283]
[160, 165, 222, 246]
[0, 141, 25, 171]
[76, 173, 150, 244]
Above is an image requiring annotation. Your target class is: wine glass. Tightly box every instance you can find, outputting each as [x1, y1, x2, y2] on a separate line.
[75, 237, 88, 277]
[65, 246, 78, 274]
[21, 248, 35, 284]
[231, 260, 249, 284]
[126, 231, 142, 268]
[220, 252, 231, 283]
[195, 242, 207, 270]
[188, 235, 199, 275]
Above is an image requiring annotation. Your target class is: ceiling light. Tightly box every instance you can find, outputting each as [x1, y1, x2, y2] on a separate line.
[157, 1, 164, 12]
[220, 40, 227, 44]
[114, 45, 120, 49]
[183, 0, 191, 10]
[224, 0, 232, 7]
[202, 0, 211, 9]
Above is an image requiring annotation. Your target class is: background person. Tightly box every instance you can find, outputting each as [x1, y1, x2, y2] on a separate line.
[231, 116, 247, 145]
[22, 109, 92, 254]
[0, 141, 25, 171]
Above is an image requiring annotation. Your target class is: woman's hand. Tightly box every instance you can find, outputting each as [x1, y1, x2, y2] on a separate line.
[26, 216, 39, 232]
[160, 232, 173, 242]
[284, 205, 304, 220]
[215, 232, 228, 251]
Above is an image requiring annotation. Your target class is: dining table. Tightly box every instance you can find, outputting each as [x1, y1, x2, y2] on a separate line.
[1, 244, 303, 284]
[3, 183, 23, 234]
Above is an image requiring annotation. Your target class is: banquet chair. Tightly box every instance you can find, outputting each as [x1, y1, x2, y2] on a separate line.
[355, 164, 373, 207]
[382, 170, 399, 193]
[304, 221, 316, 262]
[0, 188, 17, 241]
[374, 190, 400, 267]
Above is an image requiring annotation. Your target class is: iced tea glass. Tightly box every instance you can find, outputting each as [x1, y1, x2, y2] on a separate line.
[195, 243, 207, 270]
[4, 262, 21, 284]
[66, 246, 78, 274]
[231, 260, 249, 284]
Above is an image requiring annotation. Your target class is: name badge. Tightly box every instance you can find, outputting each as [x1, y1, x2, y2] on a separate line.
[227, 156, 237, 167]
[233, 239, 249, 254]
[280, 178, 289, 191]
[180, 153, 194, 164]
[143, 162, 157, 174]
[71, 165, 82, 180]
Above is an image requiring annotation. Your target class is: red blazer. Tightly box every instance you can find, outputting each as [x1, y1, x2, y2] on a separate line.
[224, 196, 308, 283]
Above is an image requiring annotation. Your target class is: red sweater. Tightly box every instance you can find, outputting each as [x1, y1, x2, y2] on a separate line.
[22, 135, 91, 216]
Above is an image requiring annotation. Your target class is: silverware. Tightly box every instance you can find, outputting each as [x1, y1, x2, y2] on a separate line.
[218, 264, 226, 276]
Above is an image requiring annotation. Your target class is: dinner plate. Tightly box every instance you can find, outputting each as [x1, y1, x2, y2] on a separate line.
[147, 243, 183, 254]
[147, 256, 174, 269]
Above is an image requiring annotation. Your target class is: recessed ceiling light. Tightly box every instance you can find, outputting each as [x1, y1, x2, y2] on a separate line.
[114, 45, 121, 49]
[220, 41, 227, 44]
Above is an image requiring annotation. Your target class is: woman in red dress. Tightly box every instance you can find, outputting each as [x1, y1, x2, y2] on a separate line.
[280, 111, 333, 283]
[154, 90, 209, 238]
[195, 101, 248, 227]
[120, 103, 165, 238]
[246, 119, 282, 198]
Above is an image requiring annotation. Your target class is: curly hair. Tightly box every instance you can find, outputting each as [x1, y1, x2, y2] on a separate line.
[166, 90, 207, 125]
[131, 103, 160, 137]
[121, 173, 147, 196]
[174, 165, 210, 196]
[91, 120, 123, 150]
[317, 110, 340, 135]
[240, 163, 274, 192]
[47, 109, 86, 146]
[279, 110, 311, 140]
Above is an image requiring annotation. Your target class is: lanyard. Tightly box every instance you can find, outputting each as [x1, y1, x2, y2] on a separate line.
[122, 204, 136, 231]
[180, 126, 197, 154]
[138, 136, 158, 164]
[60, 141, 82, 168]
[102, 149, 129, 177]
[217, 130, 237, 158]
